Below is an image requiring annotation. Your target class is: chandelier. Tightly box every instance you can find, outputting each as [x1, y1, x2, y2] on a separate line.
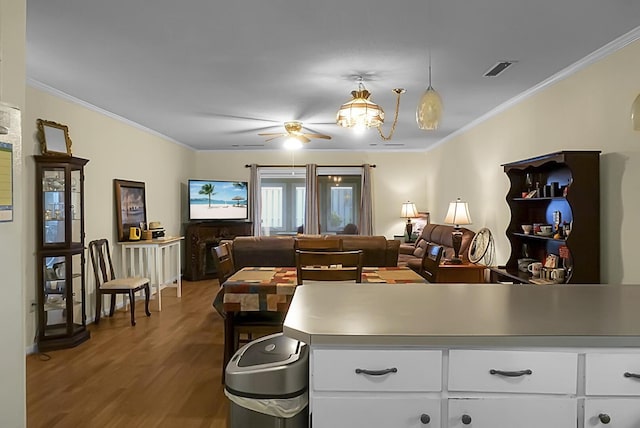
[336, 77, 405, 141]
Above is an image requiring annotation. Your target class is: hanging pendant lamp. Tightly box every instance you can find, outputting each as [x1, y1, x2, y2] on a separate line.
[336, 81, 385, 129]
[416, 0, 443, 131]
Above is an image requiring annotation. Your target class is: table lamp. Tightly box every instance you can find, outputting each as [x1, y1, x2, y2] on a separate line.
[400, 202, 419, 240]
[444, 198, 472, 264]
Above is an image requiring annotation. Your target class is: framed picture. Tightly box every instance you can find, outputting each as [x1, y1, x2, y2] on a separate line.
[114, 179, 147, 242]
[36, 119, 73, 156]
[412, 211, 430, 236]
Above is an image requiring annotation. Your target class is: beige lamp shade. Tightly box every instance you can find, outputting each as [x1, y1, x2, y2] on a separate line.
[632, 93, 640, 131]
[336, 88, 385, 129]
[400, 202, 419, 219]
[416, 86, 443, 130]
[444, 198, 472, 227]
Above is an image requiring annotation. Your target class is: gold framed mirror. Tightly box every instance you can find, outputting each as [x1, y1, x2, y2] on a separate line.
[37, 119, 73, 156]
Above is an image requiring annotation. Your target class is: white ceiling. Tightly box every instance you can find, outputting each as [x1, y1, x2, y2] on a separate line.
[26, 0, 640, 151]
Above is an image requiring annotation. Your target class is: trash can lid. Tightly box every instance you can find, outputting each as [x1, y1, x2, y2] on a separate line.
[225, 333, 309, 397]
[238, 333, 300, 367]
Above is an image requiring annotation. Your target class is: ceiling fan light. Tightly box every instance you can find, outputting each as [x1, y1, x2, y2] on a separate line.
[416, 86, 443, 130]
[336, 89, 385, 129]
[283, 137, 303, 150]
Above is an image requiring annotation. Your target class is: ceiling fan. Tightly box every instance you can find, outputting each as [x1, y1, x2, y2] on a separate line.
[258, 121, 331, 144]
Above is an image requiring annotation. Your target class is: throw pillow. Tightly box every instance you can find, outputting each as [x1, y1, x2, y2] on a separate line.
[413, 239, 429, 259]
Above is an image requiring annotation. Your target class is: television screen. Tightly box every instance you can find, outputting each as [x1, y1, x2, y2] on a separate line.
[188, 179, 249, 221]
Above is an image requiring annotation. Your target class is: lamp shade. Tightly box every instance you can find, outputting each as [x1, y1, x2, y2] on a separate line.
[416, 85, 443, 130]
[336, 88, 384, 129]
[444, 198, 472, 227]
[400, 202, 419, 219]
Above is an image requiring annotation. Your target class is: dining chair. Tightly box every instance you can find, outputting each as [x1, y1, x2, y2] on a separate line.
[211, 244, 284, 382]
[421, 243, 444, 283]
[294, 237, 343, 251]
[87, 239, 151, 326]
[295, 250, 363, 285]
[212, 242, 235, 284]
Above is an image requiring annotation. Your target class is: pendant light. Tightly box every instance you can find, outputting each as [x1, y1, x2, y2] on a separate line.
[416, 0, 443, 130]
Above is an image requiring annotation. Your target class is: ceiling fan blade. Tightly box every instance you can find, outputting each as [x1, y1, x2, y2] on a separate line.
[264, 136, 283, 142]
[204, 113, 281, 123]
[227, 126, 280, 135]
[304, 133, 332, 140]
[258, 132, 286, 137]
[299, 135, 311, 144]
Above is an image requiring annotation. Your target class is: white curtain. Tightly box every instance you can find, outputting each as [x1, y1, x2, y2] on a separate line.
[304, 164, 320, 234]
[359, 164, 374, 235]
[249, 164, 261, 236]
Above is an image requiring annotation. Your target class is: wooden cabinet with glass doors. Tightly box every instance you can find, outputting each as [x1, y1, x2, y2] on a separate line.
[34, 155, 90, 351]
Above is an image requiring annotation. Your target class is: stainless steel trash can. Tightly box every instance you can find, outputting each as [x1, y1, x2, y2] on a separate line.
[225, 332, 309, 428]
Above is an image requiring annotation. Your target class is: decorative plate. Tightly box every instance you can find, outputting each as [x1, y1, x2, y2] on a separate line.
[468, 227, 493, 264]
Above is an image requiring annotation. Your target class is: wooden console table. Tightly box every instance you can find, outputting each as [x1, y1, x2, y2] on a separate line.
[438, 261, 486, 283]
[184, 221, 252, 280]
[119, 236, 183, 311]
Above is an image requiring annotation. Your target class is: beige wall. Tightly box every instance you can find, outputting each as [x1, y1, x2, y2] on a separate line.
[23, 87, 196, 351]
[0, 0, 26, 426]
[192, 150, 429, 238]
[422, 38, 640, 284]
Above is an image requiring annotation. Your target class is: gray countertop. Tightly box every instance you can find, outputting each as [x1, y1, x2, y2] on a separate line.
[282, 283, 640, 347]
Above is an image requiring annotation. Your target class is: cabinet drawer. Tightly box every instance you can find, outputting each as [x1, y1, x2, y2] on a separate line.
[585, 353, 640, 396]
[448, 397, 577, 428]
[448, 349, 577, 394]
[313, 349, 442, 392]
[314, 396, 440, 428]
[584, 398, 640, 427]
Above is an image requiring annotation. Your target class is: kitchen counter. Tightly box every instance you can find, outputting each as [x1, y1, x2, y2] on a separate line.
[283, 283, 640, 347]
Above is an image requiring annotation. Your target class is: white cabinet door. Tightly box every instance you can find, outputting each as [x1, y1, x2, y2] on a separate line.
[447, 398, 577, 428]
[584, 398, 640, 427]
[313, 396, 440, 428]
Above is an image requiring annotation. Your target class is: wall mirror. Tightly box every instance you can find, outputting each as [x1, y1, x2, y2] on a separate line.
[37, 119, 73, 156]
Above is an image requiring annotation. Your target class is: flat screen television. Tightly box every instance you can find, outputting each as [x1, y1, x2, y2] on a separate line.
[188, 179, 248, 221]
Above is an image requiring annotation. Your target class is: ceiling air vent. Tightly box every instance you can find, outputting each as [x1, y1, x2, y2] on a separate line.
[484, 61, 515, 77]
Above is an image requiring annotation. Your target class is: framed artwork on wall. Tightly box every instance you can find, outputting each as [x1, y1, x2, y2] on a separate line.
[114, 179, 147, 242]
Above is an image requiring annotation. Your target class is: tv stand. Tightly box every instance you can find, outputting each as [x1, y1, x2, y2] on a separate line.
[184, 221, 252, 281]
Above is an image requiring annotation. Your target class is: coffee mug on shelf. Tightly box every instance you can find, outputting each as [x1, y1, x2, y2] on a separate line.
[550, 268, 566, 283]
[129, 226, 141, 241]
[527, 262, 543, 277]
[521, 224, 533, 235]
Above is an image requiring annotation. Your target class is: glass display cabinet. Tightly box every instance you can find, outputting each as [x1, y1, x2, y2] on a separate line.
[34, 155, 90, 351]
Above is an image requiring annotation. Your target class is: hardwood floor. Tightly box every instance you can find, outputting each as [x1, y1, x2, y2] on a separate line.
[27, 279, 230, 428]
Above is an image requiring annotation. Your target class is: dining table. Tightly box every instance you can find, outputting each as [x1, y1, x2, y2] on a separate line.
[218, 266, 427, 371]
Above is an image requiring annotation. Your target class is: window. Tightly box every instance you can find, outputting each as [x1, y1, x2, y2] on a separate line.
[259, 168, 305, 235]
[317, 167, 362, 234]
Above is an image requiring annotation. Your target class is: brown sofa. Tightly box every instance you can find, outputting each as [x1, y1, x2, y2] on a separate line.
[229, 235, 400, 269]
[398, 223, 475, 274]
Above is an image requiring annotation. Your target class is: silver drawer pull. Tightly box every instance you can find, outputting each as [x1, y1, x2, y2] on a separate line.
[355, 367, 398, 376]
[624, 371, 640, 379]
[489, 369, 533, 377]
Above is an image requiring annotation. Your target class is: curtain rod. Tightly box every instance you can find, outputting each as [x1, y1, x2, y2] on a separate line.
[245, 164, 376, 168]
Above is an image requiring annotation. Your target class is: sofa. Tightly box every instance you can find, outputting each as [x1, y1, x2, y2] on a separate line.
[228, 235, 400, 269]
[398, 223, 475, 275]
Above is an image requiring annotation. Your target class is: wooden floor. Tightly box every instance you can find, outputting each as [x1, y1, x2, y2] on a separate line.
[26, 279, 230, 428]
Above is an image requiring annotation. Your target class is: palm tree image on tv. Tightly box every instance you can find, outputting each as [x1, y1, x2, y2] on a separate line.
[198, 183, 216, 207]
[189, 180, 248, 220]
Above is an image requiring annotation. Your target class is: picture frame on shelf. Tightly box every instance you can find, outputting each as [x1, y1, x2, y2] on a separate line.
[114, 179, 147, 242]
[412, 212, 430, 236]
[36, 119, 73, 156]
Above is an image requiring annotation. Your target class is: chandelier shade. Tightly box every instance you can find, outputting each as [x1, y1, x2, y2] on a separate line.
[416, 85, 443, 130]
[336, 87, 384, 129]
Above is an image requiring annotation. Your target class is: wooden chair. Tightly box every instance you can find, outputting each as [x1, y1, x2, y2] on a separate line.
[212, 242, 235, 284]
[295, 250, 363, 285]
[87, 239, 151, 326]
[294, 237, 343, 251]
[211, 243, 283, 382]
[421, 243, 444, 283]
